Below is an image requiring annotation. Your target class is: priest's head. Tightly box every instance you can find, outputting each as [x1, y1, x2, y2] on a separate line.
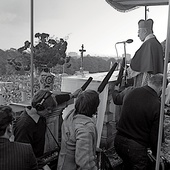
[138, 19, 154, 41]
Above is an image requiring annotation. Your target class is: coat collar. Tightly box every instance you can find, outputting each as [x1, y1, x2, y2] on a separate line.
[143, 85, 158, 98]
[144, 33, 155, 42]
[26, 108, 40, 123]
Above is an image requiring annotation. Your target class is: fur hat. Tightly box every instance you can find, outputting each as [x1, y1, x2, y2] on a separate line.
[138, 19, 153, 31]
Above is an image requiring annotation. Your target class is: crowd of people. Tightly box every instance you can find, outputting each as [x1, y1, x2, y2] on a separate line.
[0, 18, 170, 170]
[0, 74, 62, 104]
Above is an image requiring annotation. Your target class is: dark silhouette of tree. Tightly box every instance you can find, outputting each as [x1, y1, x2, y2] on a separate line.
[58, 56, 116, 75]
[9, 32, 70, 72]
[0, 48, 119, 76]
[6, 48, 31, 74]
[33, 33, 69, 69]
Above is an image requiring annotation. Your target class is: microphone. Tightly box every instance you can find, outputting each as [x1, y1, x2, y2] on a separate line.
[97, 62, 118, 93]
[81, 77, 93, 91]
[116, 39, 133, 44]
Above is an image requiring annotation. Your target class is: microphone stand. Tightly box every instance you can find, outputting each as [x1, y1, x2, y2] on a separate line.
[123, 42, 127, 86]
[115, 39, 133, 87]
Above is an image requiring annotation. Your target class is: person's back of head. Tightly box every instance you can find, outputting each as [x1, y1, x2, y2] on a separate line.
[75, 90, 99, 117]
[0, 106, 14, 138]
[148, 74, 167, 96]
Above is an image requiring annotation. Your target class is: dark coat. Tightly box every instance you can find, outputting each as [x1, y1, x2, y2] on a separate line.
[117, 86, 161, 155]
[14, 111, 46, 158]
[130, 37, 164, 74]
[0, 138, 38, 170]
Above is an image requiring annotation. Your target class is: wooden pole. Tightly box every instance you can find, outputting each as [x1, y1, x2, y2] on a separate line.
[155, 1, 170, 169]
[144, 6, 150, 20]
[145, 6, 147, 20]
[30, 0, 34, 98]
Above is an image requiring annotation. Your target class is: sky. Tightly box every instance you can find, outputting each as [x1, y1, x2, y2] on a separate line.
[0, 0, 169, 58]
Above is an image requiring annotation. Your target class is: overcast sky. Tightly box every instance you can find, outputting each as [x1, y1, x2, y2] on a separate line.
[0, 0, 169, 57]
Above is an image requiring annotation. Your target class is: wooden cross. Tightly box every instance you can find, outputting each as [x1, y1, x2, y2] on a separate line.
[79, 44, 86, 71]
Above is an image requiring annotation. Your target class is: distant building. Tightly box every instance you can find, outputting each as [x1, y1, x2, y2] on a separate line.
[68, 52, 78, 58]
